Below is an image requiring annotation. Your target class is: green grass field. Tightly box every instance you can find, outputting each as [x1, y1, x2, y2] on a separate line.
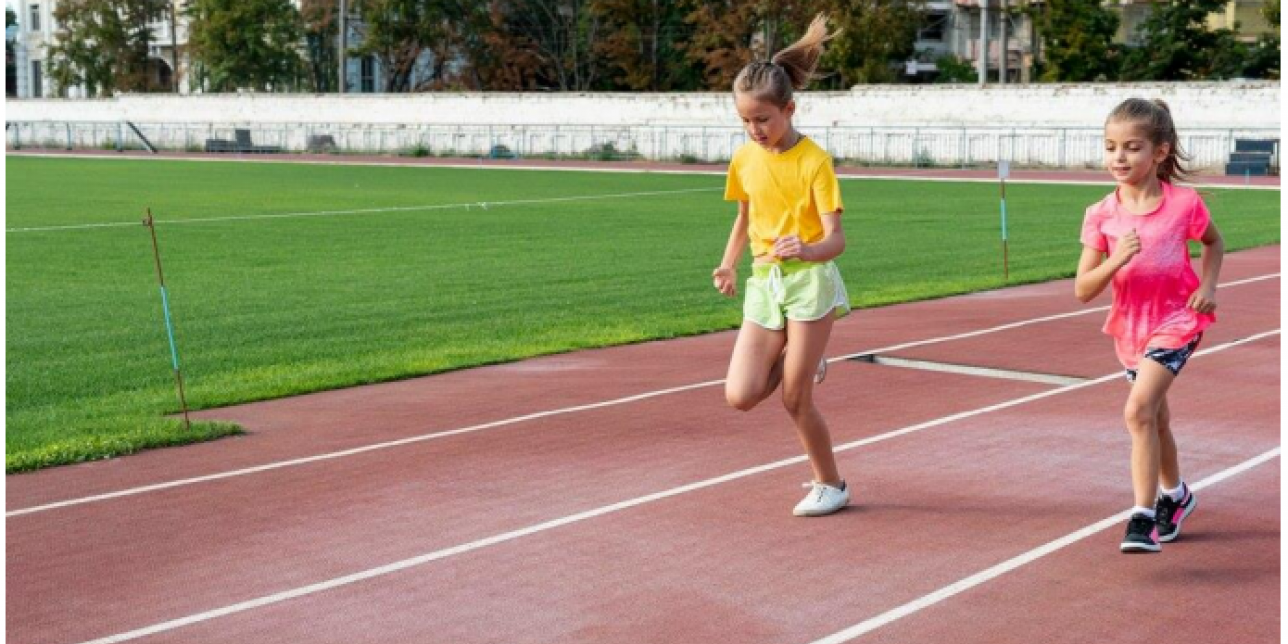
[5, 156, 1280, 472]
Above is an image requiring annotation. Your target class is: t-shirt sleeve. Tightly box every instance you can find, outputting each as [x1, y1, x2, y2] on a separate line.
[812, 156, 843, 215]
[1188, 195, 1212, 241]
[1080, 207, 1107, 252]
[724, 155, 749, 202]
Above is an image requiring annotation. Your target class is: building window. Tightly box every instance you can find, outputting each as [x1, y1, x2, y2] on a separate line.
[30, 60, 42, 98]
[919, 13, 946, 42]
[29, 4, 41, 31]
[360, 56, 376, 93]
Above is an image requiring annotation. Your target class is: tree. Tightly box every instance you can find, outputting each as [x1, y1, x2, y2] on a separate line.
[351, 0, 443, 92]
[1028, 0, 1121, 82]
[452, 2, 547, 90]
[680, 1, 818, 91]
[1120, 0, 1247, 80]
[820, 0, 926, 85]
[1243, 0, 1280, 79]
[185, 0, 304, 92]
[300, 0, 338, 92]
[590, 0, 701, 91]
[46, 0, 165, 97]
[499, 0, 605, 91]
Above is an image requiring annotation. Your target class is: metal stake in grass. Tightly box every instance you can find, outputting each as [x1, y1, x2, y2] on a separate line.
[143, 209, 192, 430]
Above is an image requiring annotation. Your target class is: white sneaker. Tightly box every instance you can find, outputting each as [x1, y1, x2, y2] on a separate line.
[815, 358, 828, 384]
[793, 481, 850, 517]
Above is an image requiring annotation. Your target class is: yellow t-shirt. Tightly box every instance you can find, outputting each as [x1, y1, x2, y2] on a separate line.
[723, 136, 844, 258]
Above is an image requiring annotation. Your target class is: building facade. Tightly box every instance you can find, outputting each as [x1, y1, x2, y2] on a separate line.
[8, 0, 418, 98]
[910, 0, 1273, 83]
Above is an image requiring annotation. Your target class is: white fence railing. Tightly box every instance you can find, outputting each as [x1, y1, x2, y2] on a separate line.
[6, 121, 1279, 171]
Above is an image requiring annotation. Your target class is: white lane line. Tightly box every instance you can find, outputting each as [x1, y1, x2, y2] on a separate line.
[805, 446, 1282, 644]
[853, 355, 1088, 387]
[65, 329, 1279, 644]
[4, 187, 721, 233]
[8, 274, 1278, 518]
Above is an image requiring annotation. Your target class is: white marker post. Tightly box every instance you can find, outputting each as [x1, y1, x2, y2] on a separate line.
[998, 160, 1010, 281]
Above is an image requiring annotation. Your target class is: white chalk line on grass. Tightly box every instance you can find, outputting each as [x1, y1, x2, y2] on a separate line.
[10, 151, 1281, 190]
[805, 444, 1282, 644]
[67, 329, 1279, 644]
[7, 272, 1278, 519]
[4, 186, 722, 233]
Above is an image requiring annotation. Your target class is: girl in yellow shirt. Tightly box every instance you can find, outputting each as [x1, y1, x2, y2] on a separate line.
[713, 14, 851, 517]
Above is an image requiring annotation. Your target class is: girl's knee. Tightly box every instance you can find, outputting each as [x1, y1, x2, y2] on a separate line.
[726, 388, 760, 412]
[781, 388, 812, 417]
[1123, 399, 1156, 430]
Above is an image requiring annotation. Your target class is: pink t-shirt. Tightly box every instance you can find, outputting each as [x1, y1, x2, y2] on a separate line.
[1080, 181, 1214, 369]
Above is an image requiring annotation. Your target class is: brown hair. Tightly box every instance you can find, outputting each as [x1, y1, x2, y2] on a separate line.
[733, 14, 836, 107]
[1106, 98, 1192, 184]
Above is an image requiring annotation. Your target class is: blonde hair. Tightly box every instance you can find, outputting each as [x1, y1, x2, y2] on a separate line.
[733, 14, 836, 106]
[1107, 98, 1192, 184]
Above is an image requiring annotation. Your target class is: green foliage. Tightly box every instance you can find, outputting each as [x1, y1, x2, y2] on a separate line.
[185, 0, 305, 92]
[46, 0, 166, 96]
[822, 0, 927, 86]
[352, 0, 444, 92]
[591, 0, 702, 91]
[1030, 0, 1121, 82]
[1247, 0, 1281, 79]
[933, 54, 977, 83]
[300, 0, 338, 92]
[1120, 0, 1247, 80]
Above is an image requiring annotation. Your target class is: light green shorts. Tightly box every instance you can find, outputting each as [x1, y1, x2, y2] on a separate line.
[743, 260, 850, 330]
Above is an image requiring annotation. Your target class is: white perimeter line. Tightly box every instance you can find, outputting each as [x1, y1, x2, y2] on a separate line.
[67, 329, 1280, 644]
[4, 187, 721, 233]
[805, 445, 1282, 644]
[8, 273, 1278, 518]
[9, 151, 1281, 190]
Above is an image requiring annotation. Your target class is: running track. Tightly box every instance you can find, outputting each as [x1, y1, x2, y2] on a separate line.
[7, 246, 1280, 644]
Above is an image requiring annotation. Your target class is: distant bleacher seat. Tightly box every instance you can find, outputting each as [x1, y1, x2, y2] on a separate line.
[204, 128, 283, 154]
[1226, 139, 1278, 177]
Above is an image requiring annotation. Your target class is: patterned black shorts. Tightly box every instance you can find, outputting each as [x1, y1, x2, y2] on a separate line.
[1125, 334, 1203, 383]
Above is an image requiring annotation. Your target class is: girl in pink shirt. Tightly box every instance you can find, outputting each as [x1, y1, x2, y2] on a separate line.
[1075, 99, 1225, 554]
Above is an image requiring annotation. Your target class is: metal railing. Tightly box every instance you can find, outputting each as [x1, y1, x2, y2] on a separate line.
[6, 120, 1278, 172]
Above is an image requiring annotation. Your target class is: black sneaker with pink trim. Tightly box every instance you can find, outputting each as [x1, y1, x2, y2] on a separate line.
[1120, 513, 1161, 553]
[1154, 485, 1198, 543]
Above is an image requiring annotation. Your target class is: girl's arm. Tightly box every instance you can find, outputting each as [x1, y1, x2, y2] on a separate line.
[1187, 221, 1224, 314]
[773, 212, 845, 262]
[1074, 229, 1139, 302]
[713, 202, 750, 297]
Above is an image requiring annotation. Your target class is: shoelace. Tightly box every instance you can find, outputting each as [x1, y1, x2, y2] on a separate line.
[1128, 514, 1155, 536]
[801, 482, 840, 502]
[1155, 496, 1177, 521]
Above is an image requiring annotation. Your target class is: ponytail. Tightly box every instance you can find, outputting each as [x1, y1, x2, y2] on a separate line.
[733, 14, 837, 106]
